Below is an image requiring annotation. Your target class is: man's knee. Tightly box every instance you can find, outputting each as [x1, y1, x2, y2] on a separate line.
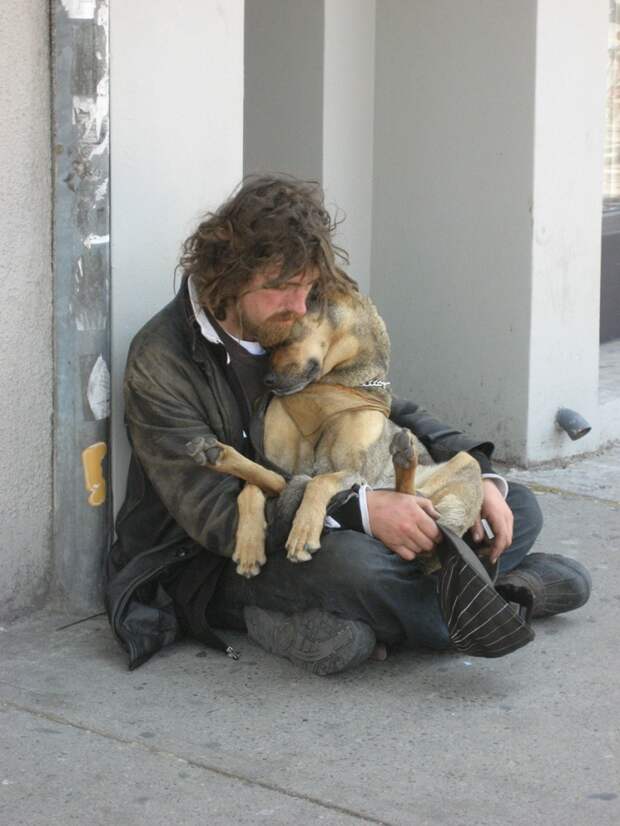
[317, 531, 449, 650]
[508, 481, 544, 539]
[314, 530, 390, 596]
[500, 482, 544, 573]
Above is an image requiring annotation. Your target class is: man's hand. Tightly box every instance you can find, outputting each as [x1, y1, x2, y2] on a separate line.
[366, 490, 442, 561]
[470, 479, 514, 564]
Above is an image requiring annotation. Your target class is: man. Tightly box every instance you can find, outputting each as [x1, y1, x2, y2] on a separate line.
[105, 175, 591, 674]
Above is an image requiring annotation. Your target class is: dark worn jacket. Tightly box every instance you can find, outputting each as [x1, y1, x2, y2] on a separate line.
[104, 279, 494, 669]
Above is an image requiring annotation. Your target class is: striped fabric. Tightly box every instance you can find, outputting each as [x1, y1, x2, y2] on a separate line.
[436, 526, 535, 658]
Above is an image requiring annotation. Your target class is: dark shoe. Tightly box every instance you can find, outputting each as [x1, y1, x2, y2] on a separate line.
[496, 553, 592, 618]
[244, 606, 376, 675]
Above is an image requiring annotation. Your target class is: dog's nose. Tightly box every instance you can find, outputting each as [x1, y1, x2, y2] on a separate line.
[263, 372, 276, 388]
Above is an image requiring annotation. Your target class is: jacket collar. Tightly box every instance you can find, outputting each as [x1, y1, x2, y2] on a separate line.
[185, 275, 266, 358]
[176, 275, 220, 366]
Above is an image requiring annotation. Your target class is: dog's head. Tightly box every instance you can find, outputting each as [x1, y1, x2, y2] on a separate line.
[263, 289, 390, 395]
[263, 311, 330, 395]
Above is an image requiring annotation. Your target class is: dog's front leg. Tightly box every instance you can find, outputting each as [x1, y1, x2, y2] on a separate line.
[286, 471, 352, 562]
[187, 435, 286, 495]
[233, 482, 268, 577]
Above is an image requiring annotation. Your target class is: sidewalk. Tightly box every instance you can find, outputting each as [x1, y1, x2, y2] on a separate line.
[1, 445, 619, 826]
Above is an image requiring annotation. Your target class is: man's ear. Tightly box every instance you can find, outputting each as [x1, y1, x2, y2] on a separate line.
[213, 299, 228, 321]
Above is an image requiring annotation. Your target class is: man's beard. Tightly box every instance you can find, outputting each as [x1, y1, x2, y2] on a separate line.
[243, 311, 302, 349]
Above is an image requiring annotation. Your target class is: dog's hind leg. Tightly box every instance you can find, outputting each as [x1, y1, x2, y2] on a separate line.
[417, 452, 483, 536]
[232, 482, 268, 578]
[390, 428, 418, 495]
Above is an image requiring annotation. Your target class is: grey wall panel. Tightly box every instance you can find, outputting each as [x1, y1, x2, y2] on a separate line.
[0, 1, 54, 618]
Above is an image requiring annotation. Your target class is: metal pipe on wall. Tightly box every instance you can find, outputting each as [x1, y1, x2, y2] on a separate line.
[51, 0, 111, 611]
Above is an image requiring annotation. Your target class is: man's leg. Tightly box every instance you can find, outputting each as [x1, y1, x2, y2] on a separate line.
[208, 528, 451, 653]
[209, 483, 543, 630]
[496, 481, 544, 573]
[207, 480, 588, 672]
[495, 481, 591, 617]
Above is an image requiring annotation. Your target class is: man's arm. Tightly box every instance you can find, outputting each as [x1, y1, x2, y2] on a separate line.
[329, 398, 501, 545]
[389, 396, 495, 465]
[366, 397, 514, 561]
[124, 370, 242, 558]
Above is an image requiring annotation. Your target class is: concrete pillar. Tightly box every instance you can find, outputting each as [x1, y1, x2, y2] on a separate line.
[244, 0, 324, 181]
[371, 1, 608, 464]
[527, 0, 608, 462]
[244, 0, 376, 292]
[323, 0, 376, 294]
[110, 0, 245, 506]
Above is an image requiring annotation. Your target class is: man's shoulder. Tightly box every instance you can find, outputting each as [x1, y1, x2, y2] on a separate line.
[127, 292, 191, 369]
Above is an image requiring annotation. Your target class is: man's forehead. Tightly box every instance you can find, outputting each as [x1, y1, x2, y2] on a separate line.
[258, 266, 319, 288]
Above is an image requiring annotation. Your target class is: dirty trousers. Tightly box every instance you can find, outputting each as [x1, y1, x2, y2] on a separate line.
[207, 482, 543, 650]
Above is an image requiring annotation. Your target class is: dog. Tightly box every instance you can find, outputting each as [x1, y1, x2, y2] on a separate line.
[187, 285, 483, 577]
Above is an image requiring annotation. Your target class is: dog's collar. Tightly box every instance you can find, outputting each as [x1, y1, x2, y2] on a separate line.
[358, 379, 391, 389]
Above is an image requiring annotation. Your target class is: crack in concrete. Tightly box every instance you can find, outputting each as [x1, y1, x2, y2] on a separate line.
[521, 483, 620, 507]
[0, 698, 394, 826]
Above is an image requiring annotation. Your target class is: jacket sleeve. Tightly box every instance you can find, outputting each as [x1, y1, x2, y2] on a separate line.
[389, 396, 495, 471]
[124, 369, 241, 559]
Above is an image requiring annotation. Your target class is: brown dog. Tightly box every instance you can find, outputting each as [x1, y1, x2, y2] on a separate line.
[187, 286, 483, 576]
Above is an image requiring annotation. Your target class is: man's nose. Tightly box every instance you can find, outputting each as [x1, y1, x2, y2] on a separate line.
[285, 289, 308, 315]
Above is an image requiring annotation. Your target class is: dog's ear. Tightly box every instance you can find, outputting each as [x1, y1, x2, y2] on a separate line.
[306, 285, 322, 314]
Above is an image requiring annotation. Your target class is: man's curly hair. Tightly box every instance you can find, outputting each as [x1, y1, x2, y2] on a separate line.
[179, 175, 357, 320]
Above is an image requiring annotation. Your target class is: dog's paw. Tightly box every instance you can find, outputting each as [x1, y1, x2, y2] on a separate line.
[233, 543, 266, 578]
[234, 558, 263, 578]
[285, 509, 322, 563]
[390, 428, 417, 469]
[232, 515, 267, 578]
[286, 542, 316, 563]
[186, 435, 224, 466]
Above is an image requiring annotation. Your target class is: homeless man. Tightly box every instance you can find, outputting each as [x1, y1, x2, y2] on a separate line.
[104, 175, 591, 674]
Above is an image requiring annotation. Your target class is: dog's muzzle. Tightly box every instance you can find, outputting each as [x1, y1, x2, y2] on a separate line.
[264, 359, 321, 395]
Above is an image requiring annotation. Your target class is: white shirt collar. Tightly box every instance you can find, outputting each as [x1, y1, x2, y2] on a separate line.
[187, 275, 266, 356]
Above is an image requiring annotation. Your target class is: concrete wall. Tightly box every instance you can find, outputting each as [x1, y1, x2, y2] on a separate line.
[372, 1, 537, 461]
[244, 0, 375, 292]
[323, 0, 376, 293]
[0, 2, 53, 617]
[371, 0, 608, 464]
[110, 0, 245, 506]
[244, 0, 324, 181]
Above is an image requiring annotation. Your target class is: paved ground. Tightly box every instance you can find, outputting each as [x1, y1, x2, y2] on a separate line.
[1, 446, 619, 825]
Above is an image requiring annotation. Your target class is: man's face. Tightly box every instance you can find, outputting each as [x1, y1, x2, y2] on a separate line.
[234, 267, 319, 348]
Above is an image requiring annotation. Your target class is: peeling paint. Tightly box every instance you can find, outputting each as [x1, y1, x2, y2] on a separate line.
[83, 233, 109, 248]
[81, 442, 107, 506]
[86, 355, 110, 420]
[61, 0, 95, 19]
[70, 255, 108, 331]
[53, 0, 112, 602]
[70, 247, 110, 330]
[93, 179, 108, 203]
